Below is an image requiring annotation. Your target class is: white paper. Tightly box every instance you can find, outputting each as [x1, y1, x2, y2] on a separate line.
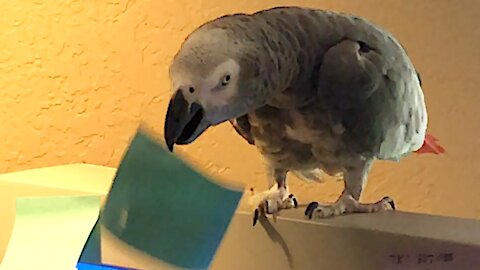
[0, 195, 100, 270]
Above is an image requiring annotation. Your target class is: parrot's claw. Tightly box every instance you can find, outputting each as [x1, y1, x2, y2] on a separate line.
[384, 196, 396, 210]
[290, 194, 299, 208]
[304, 194, 395, 219]
[304, 201, 319, 219]
[253, 209, 260, 226]
[249, 185, 298, 226]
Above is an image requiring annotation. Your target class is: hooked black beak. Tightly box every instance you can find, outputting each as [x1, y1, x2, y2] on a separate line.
[164, 91, 207, 152]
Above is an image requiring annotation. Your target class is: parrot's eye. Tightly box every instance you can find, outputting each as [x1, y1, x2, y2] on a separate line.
[221, 75, 231, 86]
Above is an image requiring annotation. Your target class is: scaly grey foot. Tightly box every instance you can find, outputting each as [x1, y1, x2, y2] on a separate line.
[304, 193, 395, 219]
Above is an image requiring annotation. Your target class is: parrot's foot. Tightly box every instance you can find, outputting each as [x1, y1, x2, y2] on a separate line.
[249, 184, 298, 226]
[304, 193, 395, 219]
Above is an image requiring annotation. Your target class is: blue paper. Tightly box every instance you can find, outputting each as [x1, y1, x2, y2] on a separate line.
[76, 262, 134, 270]
[100, 128, 244, 269]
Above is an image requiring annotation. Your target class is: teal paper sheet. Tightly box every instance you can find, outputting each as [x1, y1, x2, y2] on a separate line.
[101, 128, 244, 269]
[79, 218, 101, 265]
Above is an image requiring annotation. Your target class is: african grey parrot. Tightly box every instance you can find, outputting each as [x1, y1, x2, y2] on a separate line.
[163, 6, 444, 225]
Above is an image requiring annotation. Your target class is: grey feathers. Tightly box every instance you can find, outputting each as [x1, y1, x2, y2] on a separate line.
[174, 6, 427, 177]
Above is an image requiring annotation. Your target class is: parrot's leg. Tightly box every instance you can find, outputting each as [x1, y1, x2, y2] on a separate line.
[304, 160, 395, 219]
[250, 168, 298, 226]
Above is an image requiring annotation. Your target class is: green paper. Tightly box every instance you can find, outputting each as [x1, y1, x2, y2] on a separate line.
[101, 128, 244, 269]
[0, 195, 100, 270]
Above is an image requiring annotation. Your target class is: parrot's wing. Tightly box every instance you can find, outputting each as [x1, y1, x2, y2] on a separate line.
[316, 36, 427, 161]
[229, 115, 255, 145]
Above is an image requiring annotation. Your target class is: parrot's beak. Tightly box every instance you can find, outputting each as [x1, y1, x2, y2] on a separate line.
[164, 91, 209, 152]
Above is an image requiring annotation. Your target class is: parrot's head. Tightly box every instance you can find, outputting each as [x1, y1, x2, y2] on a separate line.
[164, 26, 269, 151]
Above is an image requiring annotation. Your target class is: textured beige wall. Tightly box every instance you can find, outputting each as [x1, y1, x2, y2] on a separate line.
[0, 1, 479, 219]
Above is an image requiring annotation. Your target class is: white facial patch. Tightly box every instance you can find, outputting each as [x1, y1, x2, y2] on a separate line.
[200, 59, 240, 108]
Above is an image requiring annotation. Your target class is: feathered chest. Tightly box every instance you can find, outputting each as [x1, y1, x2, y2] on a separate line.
[230, 103, 355, 174]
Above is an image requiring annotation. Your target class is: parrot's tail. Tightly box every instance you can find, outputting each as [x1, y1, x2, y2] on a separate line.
[414, 134, 445, 155]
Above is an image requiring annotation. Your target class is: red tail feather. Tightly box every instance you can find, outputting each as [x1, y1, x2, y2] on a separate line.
[414, 134, 445, 154]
